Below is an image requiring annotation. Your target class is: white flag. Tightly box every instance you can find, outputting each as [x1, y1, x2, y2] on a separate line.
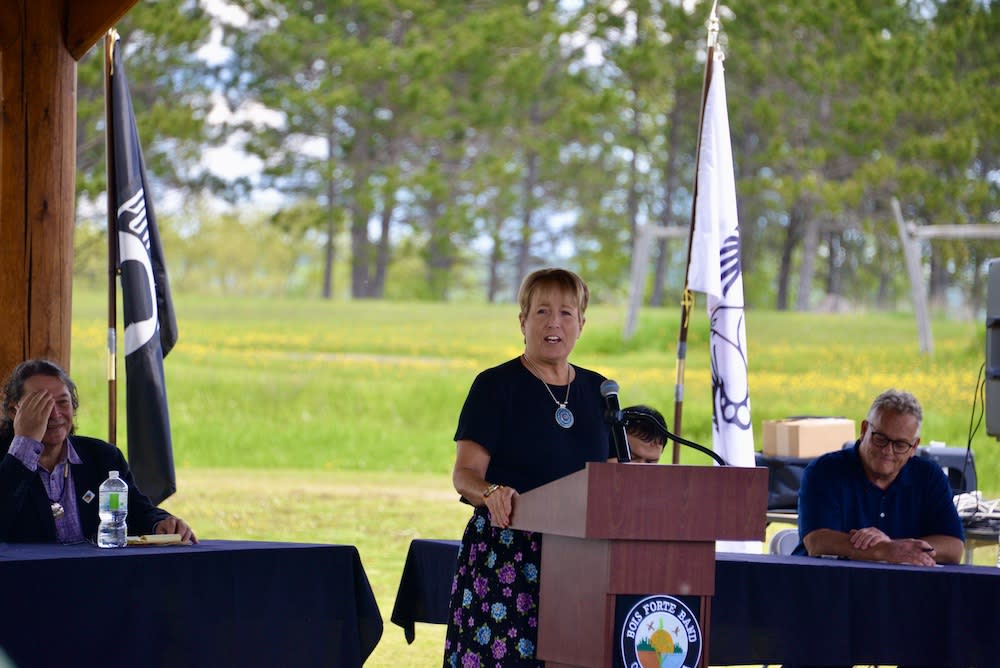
[687, 56, 758, 553]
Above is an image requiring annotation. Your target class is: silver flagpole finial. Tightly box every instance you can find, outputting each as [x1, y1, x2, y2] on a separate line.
[707, 1, 726, 60]
[707, 0, 720, 48]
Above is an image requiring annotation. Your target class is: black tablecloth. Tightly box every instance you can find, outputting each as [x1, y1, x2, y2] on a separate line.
[390, 538, 459, 643]
[391, 539, 1000, 666]
[0, 540, 382, 668]
[712, 552, 998, 666]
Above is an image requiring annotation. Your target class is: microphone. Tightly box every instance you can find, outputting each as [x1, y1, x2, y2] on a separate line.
[600, 379, 631, 463]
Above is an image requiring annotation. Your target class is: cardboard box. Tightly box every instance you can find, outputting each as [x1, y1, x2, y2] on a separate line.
[762, 420, 782, 455]
[762, 417, 856, 458]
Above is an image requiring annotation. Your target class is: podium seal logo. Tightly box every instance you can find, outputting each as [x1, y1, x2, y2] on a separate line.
[620, 595, 702, 668]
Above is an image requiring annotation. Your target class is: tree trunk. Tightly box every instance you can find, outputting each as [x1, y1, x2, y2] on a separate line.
[776, 202, 805, 311]
[796, 217, 820, 311]
[322, 203, 336, 300]
[651, 102, 683, 308]
[825, 230, 844, 297]
[321, 131, 339, 300]
[514, 144, 539, 298]
[626, 88, 641, 246]
[372, 196, 393, 298]
[928, 249, 949, 310]
[424, 201, 455, 300]
[487, 206, 503, 303]
[487, 231, 502, 303]
[875, 231, 893, 309]
[350, 201, 372, 298]
[349, 121, 373, 298]
[969, 249, 987, 314]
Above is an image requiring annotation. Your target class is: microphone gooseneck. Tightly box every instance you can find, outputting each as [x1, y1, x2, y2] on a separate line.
[665, 428, 728, 466]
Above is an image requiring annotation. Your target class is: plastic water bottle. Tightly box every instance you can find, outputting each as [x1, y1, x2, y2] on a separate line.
[97, 471, 128, 548]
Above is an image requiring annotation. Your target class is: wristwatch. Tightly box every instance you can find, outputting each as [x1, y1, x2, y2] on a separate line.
[482, 483, 502, 499]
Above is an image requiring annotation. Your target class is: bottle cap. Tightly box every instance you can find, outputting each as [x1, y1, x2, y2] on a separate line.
[109, 470, 119, 478]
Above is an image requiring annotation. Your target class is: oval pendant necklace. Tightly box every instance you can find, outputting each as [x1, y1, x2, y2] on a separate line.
[522, 355, 574, 428]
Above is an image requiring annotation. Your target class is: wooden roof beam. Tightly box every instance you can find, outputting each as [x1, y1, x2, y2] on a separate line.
[66, 0, 138, 60]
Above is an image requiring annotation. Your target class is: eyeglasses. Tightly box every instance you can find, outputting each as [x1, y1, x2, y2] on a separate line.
[867, 427, 916, 454]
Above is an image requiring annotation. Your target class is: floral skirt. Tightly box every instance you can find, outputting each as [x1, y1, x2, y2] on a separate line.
[443, 506, 543, 668]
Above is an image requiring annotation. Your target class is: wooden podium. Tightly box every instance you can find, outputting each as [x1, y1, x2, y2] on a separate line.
[508, 462, 768, 668]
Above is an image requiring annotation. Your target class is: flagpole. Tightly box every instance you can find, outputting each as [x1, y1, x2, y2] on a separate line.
[671, 2, 720, 464]
[105, 30, 119, 446]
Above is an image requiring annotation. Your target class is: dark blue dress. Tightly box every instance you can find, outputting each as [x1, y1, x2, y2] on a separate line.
[443, 358, 611, 667]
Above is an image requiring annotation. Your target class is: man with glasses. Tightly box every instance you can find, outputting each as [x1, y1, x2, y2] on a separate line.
[792, 389, 964, 565]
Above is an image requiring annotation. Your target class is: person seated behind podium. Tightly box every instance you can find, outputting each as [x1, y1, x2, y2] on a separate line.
[0, 359, 197, 544]
[792, 389, 963, 565]
[621, 404, 668, 463]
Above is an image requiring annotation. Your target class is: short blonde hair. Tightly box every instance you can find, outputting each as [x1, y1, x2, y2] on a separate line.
[517, 268, 589, 323]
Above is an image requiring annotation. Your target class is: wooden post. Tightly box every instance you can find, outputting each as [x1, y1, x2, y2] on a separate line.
[624, 225, 688, 340]
[0, 0, 138, 380]
[0, 0, 77, 378]
[892, 197, 933, 354]
[624, 225, 653, 340]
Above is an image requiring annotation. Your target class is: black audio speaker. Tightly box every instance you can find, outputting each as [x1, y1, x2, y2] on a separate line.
[985, 258, 1000, 437]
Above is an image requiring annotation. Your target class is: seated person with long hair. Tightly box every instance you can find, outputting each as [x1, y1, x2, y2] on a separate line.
[0, 359, 196, 544]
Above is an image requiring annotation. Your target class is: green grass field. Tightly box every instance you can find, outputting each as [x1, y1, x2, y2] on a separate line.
[67, 290, 1000, 666]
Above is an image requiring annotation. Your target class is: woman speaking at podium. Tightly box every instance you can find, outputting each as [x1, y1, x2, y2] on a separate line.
[443, 268, 613, 667]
